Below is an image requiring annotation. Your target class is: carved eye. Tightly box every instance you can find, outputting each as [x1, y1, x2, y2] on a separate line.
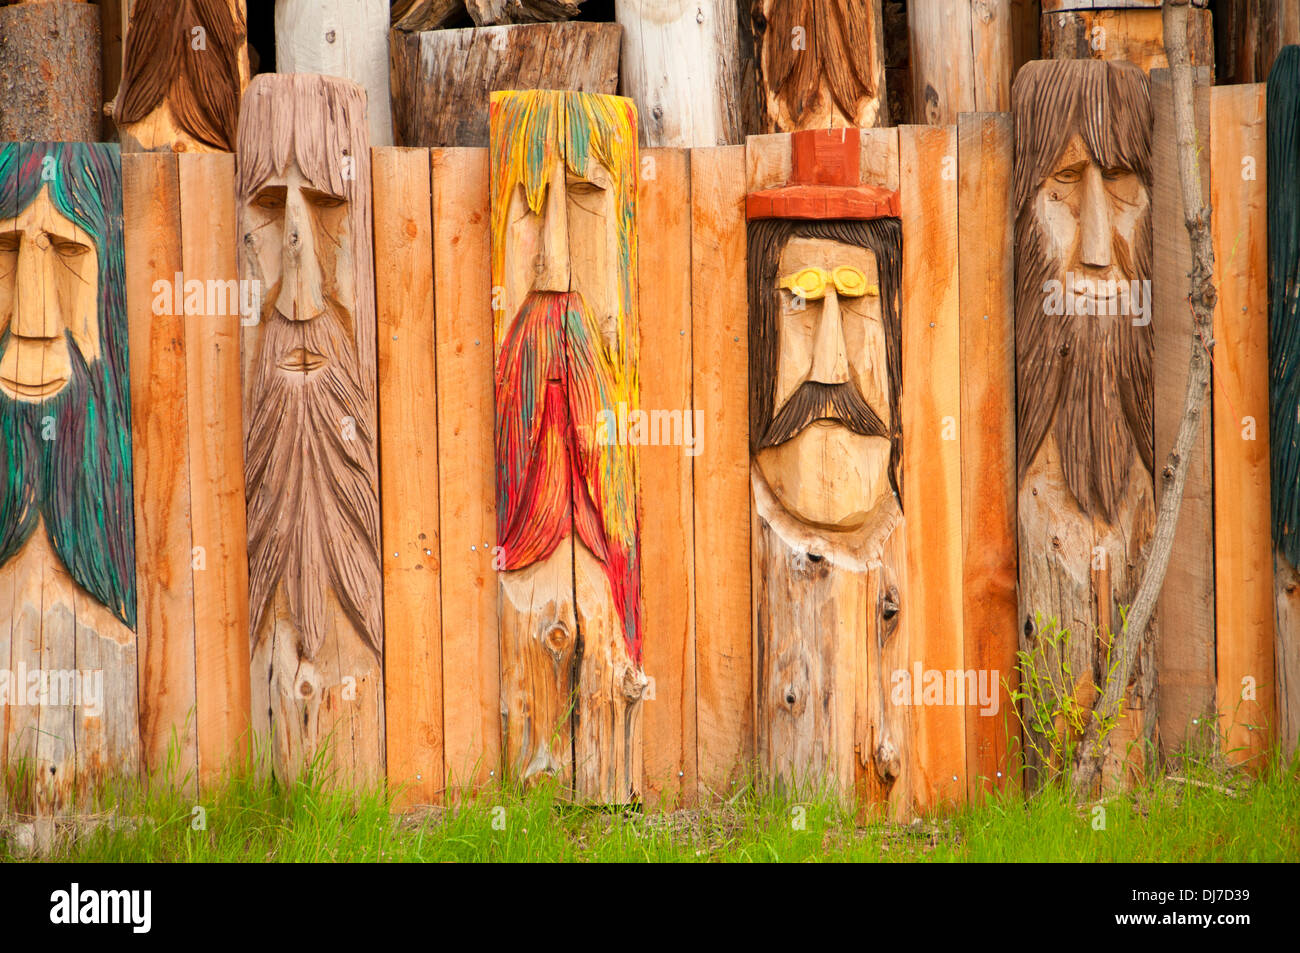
[51, 238, 90, 259]
[832, 265, 875, 298]
[1102, 166, 1130, 181]
[779, 267, 828, 300]
[567, 180, 604, 196]
[1052, 166, 1083, 185]
[309, 193, 345, 209]
[253, 190, 285, 211]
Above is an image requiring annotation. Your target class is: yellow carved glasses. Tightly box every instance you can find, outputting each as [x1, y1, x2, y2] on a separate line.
[777, 265, 878, 300]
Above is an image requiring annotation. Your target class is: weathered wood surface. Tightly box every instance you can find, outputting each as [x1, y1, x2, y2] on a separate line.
[238, 75, 385, 786]
[1040, 8, 1214, 73]
[615, 0, 745, 147]
[375, 148, 443, 807]
[392, 0, 466, 31]
[900, 124, 964, 809]
[0, 1, 102, 140]
[907, 0, 1014, 125]
[391, 22, 620, 148]
[691, 145, 751, 798]
[113, 0, 250, 153]
[750, 0, 886, 131]
[957, 113, 1019, 798]
[1149, 67, 1217, 759]
[430, 147, 499, 793]
[1211, 82, 1274, 770]
[275, 0, 393, 146]
[638, 147, 698, 807]
[1216, 0, 1300, 85]
[467, 0, 580, 24]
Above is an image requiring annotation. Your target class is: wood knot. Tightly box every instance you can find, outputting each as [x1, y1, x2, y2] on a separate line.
[1051, 535, 1061, 549]
[542, 623, 572, 659]
[299, 680, 313, 697]
[1024, 616, 1035, 638]
[1058, 343, 1070, 358]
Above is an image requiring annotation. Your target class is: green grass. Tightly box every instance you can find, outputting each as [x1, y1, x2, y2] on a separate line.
[3, 748, 1296, 862]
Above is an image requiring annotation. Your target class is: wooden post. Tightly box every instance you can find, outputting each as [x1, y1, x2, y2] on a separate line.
[907, 0, 1016, 125]
[112, 0, 250, 153]
[749, 0, 886, 131]
[1040, 1, 1214, 73]
[0, 1, 102, 141]
[1217, 0, 1300, 85]
[615, 0, 745, 146]
[1268, 47, 1300, 760]
[0, 144, 140, 814]
[391, 22, 621, 148]
[1012, 60, 1156, 792]
[490, 90, 646, 802]
[236, 74, 385, 786]
[275, 0, 393, 146]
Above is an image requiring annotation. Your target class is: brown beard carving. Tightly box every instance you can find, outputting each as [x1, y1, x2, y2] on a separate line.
[1013, 59, 1154, 523]
[116, 0, 247, 151]
[756, 0, 881, 126]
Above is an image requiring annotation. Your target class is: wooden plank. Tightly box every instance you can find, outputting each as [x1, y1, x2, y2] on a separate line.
[177, 153, 251, 787]
[907, 0, 1013, 125]
[123, 152, 198, 787]
[1040, 9, 1215, 74]
[1211, 82, 1275, 769]
[376, 147, 444, 807]
[956, 113, 1018, 798]
[690, 145, 751, 798]
[431, 147, 499, 793]
[638, 148, 697, 808]
[899, 124, 965, 809]
[1150, 68, 1217, 758]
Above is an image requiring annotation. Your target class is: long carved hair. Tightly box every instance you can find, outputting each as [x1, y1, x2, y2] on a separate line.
[1013, 59, 1153, 523]
[0, 143, 135, 629]
[116, 0, 247, 151]
[747, 216, 903, 506]
[756, 0, 880, 124]
[1269, 46, 1300, 565]
[237, 75, 381, 660]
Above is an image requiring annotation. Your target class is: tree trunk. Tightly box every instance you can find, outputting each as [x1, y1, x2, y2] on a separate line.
[0, 1, 101, 141]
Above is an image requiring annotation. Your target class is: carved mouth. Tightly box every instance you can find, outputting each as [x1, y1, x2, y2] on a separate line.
[278, 347, 327, 372]
[0, 376, 68, 399]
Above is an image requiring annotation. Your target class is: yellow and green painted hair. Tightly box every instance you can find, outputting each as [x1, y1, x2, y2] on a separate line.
[488, 89, 639, 350]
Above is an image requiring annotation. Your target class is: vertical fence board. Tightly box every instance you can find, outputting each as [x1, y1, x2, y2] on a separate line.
[177, 154, 251, 786]
[639, 148, 698, 807]
[1151, 68, 1218, 757]
[1211, 83, 1275, 768]
[956, 113, 1019, 797]
[690, 145, 751, 798]
[432, 147, 499, 792]
[124, 152, 198, 787]
[900, 124, 965, 808]
[376, 147, 444, 806]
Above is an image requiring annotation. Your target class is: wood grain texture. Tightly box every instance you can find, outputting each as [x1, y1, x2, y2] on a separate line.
[751, 0, 886, 131]
[0, 2, 102, 141]
[1210, 82, 1274, 769]
[1150, 67, 1217, 758]
[375, 147, 444, 807]
[637, 147, 698, 808]
[391, 22, 620, 148]
[690, 145, 751, 798]
[899, 124, 965, 810]
[907, 0, 1014, 126]
[1040, 8, 1214, 74]
[615, 0, 745, 147]
[275, 0, 393, 146]
[123, 152, 198, 786]
[957, 113, 1019, 798]
[431, 147, 499, 793]
[1216, 0, 1300, 85]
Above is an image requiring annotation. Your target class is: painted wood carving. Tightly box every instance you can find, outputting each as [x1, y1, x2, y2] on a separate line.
[747, 128, 909, 807]
[490, 89, 646, 802]
[1012, 59, 1155, 789]
[751, 0, 886, 131]
[1267, 45, 1300, 758]
[236, 74, 384, 785]
[0, 142, 140, 813]
[113, 0, 251, 153]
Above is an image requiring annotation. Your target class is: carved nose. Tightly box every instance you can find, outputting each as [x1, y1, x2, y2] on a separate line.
[808, 289, 849, 385]
[1079, 166, 1112, 270]
[532, 180, 570, 293]
[275, 204, 325, 322]
[12, 238, 62, 339]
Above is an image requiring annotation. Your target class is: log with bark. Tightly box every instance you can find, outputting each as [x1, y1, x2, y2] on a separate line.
[0, 0, 102, 141]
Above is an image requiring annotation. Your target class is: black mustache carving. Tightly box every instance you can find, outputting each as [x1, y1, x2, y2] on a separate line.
[759, 380, 889, 449]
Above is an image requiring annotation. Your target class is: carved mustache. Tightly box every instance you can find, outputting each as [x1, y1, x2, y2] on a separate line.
[759, 380, 889, 449]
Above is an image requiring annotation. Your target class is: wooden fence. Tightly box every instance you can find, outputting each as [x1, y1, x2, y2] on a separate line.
[53, 94, 1280, 810]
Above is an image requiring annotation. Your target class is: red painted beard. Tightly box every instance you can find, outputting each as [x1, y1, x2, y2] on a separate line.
[495, 291, 641, 663]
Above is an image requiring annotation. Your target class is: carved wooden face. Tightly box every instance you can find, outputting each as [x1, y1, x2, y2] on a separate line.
[755, 236, 892, 529]
[501, 154, 620, 350]
[1034, 133, 1148, 317]
[243, 163, 354, 357]
[0, 188, 100, 402]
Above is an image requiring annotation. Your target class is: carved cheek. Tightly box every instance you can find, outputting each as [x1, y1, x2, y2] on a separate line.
[65, 252, 101, 364]
[775, 300, 817, 408]
[1035, 188, 1078, 265]
[845, 308, 889, 429]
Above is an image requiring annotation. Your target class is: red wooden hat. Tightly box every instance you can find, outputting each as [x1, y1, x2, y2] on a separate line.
[746, 127, 900, 221]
